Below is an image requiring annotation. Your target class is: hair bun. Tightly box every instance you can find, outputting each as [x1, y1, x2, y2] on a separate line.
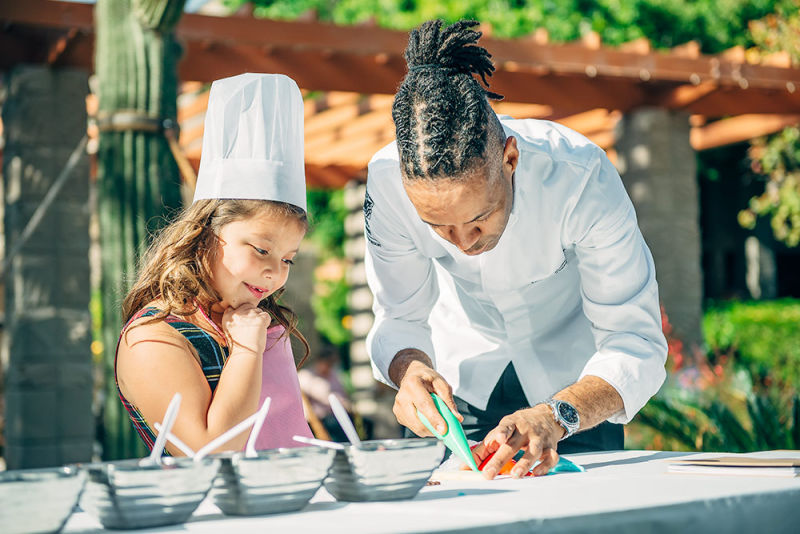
[404, 19, 497, 90]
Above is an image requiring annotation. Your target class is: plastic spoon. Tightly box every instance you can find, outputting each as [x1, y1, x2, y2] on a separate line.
[193, 411, 260, 462]
[417, 392, 479, 472]
[141, 392, 182, 466]
[244, 397, 271, 458]
[328, 393, 361, 445]
[292, 435, 345, 450]
[154, 422, 196, 457]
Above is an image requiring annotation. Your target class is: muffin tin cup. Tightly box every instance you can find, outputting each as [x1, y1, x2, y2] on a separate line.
[79, 457, 220, 530]
[210, 447, 336, 516]
[323, 438, 445, 502]
[0, 465, 86, 534]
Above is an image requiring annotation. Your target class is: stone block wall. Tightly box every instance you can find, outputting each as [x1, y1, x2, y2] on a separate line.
[2, 66, 92, 469]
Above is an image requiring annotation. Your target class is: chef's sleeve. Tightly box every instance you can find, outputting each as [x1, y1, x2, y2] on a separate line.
[562, 150, 668, 424]
[363, 160, 439, 388]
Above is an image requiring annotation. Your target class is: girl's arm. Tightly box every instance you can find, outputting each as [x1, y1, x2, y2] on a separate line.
[117, 304, 269, 455]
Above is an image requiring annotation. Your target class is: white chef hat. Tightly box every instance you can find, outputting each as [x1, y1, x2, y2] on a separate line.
[193, 73, 307, 211]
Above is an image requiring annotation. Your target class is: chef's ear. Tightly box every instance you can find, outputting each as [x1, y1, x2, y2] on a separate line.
[502, 136, 519, 177]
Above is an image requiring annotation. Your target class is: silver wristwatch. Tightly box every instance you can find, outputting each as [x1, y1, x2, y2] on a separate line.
[546, 399, 580, 441]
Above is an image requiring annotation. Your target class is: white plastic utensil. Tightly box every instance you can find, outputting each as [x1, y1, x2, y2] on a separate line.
[292, 435, 345, 450]
[141, 392, 182, 466]
[154, 422, 196, 457]
[193, 411, 260, 462]
[328, 393, 361, 445]
[245, 397, 271, 458]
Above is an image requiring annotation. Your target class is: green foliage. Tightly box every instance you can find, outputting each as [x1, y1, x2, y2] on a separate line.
[227, 0, 793, 52]
[740, 9, 800, 247]
[635, 385, 800, 452]
[307, 188, 348, 255]
[628, 301, 800, 452]
[306, 188, 351, 348]
[312, 270, 351, 346]
[704, 299, 800, 386]
[740, 129, 800, 247]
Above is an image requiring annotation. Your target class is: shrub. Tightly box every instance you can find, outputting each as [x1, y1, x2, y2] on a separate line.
[703, 299, 800, 387]
[627, 305, 800, 451]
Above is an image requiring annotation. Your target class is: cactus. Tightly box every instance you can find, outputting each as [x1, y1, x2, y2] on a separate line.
[95, 0, 185, 460]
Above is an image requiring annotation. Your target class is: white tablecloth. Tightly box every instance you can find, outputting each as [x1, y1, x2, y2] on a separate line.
[64, 450, 800, 533]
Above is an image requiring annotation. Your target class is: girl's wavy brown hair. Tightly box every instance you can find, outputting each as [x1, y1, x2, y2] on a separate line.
[122, 198, 310, 364]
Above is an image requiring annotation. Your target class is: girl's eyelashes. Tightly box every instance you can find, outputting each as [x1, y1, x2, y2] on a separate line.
[252, 244, 294, 265]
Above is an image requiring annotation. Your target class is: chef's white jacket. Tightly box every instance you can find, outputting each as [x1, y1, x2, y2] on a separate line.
[364, 118, 667, 423]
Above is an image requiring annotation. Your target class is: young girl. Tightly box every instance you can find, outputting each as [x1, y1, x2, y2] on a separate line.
[115, 73, 314, 455]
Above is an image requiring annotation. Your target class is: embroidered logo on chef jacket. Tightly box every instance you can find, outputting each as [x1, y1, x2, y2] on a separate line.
[363, 189, 381, 247]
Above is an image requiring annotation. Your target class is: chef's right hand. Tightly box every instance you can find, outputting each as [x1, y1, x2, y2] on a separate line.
[389, 349, 463, 437]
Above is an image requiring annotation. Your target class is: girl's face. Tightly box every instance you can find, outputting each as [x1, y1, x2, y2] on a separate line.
[209, 210, 305, 311]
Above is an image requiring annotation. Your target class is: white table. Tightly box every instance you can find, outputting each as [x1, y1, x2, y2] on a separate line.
[64, 450, 800, 533]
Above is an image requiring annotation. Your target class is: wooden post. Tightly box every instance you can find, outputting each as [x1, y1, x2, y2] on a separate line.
[95, 0, 185, 460]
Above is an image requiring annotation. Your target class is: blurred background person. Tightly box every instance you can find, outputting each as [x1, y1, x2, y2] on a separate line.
[299, 344, 372, 442]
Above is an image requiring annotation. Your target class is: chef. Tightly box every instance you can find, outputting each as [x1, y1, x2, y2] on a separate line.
[363, 19, 668, 480]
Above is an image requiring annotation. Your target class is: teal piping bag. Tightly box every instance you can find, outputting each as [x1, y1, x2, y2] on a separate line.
[416, 392, 480, 472]
[549, 457, 585, 474]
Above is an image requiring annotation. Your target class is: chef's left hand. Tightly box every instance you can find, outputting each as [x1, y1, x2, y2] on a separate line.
[471, 404, 564, 480]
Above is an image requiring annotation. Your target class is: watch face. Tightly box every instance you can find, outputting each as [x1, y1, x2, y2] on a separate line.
[557, 402, 579, 425]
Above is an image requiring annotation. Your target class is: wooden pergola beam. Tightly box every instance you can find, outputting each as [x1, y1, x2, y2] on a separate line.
[656, 81, 719, 109]
[177, 89, 209, 122]
[185, 155, 365, 188]
[691, 114, 800, 151]
[305, 94, 371, 137]
[491, 102, 554, 118]
[6, 0, 800, 189]
[305, 106, 394, 154]
[5, 1, 800, 118]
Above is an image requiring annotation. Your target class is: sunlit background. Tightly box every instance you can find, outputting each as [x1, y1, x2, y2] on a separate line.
[1, 0, 799, 469]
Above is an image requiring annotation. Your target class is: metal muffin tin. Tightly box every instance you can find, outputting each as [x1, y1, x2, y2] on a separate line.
[323, 438, 444, 502]
[211, 447, 335, 516]
[0, 465, 86, 534]
[79, 457, 220, 530]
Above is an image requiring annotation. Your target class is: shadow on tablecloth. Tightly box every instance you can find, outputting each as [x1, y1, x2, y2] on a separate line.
[578, 451, 684, 470]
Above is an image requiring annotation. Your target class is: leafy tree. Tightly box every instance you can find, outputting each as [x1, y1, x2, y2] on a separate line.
[739, 11, 800, 246]
[226, 0, 794, 52]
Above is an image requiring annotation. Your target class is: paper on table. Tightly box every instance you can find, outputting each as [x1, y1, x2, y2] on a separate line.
[668, 456, 800, 477]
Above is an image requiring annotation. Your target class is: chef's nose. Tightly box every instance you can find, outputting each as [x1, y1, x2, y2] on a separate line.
[449, 226, 480, 252]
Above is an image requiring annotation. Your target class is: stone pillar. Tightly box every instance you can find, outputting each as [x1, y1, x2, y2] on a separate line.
[343, 182, 402, 439]
[2, 66, 92, 469]
[615, 108, 704, 347]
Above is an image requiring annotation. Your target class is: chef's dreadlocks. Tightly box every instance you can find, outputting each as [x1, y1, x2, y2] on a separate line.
[392, 19, 505, 180]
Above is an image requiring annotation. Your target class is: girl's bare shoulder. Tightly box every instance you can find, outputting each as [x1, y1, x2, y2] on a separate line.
[119, 302, 193, 354]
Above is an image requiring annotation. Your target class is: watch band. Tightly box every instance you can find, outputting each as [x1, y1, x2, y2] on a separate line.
[546, 399, 580, 441]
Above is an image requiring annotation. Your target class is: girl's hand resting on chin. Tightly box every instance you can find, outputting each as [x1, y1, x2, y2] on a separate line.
[222, 303, 271, 355]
